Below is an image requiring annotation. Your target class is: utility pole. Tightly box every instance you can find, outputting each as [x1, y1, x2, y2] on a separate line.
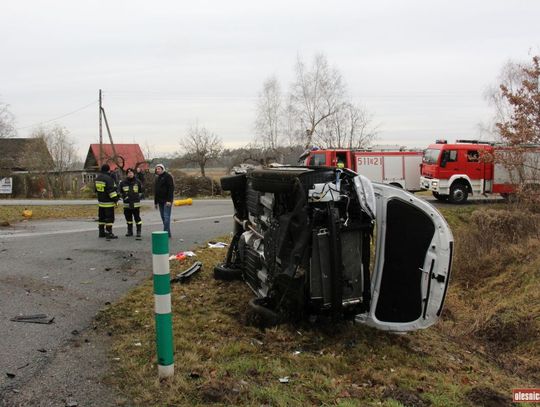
[99, 89, 103, 167]
[98, 89, 123, 172]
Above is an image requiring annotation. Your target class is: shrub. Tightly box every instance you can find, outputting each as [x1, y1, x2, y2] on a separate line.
[452, 208, 540, 281]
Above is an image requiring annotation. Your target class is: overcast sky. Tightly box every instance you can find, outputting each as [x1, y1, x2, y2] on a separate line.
[1, 0, 539, 157]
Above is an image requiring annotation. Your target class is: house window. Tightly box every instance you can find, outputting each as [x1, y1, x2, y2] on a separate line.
[83, 173, 96, 184]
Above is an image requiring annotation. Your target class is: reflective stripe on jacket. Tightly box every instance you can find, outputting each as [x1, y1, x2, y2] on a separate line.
[119, 178, 142, 209]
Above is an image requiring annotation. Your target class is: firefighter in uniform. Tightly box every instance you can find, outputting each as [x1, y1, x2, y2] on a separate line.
[95, 164, 119, 239]
[118, 168, 143, 238]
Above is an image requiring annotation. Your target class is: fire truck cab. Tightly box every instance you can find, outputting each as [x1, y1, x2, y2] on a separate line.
[420, 139, 522, 204]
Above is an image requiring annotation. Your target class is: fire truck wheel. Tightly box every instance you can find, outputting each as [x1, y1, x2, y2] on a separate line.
[432, 192, 448, 201]
[220, 174, 247, 192]
[501, 193, 517, 203]
[449, 184, 468, 204]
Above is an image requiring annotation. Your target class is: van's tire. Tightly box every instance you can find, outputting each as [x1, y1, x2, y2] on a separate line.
[220, 174, 246, 192]
[432, 191, 449, 201]
[248, 297, 280, 326]
[213, 264, 243, 281]
[250, 173, 297, 193]
[449, 184, 468, 204]
[389, 182, 403, 189]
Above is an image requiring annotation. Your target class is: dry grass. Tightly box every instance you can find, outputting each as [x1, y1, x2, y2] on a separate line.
[0, 205, 97, 224]
[98, 203, 540, 406]
[178, 167, 229, 181]
[0, 205, 149, 225]
[437, 205, 540, 386]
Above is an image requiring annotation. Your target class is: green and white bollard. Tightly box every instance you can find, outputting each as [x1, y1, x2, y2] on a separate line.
[152, 231, 174, 379]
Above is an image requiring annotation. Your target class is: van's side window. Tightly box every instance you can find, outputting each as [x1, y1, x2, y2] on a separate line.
[312, 154, 327, 166]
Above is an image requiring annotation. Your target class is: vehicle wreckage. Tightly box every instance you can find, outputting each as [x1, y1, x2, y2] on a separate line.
[214, 166, 453, 332]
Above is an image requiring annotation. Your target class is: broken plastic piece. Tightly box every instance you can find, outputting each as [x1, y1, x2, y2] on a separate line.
[10, 314, 55, 324]
[169, 251, 197, 261]
[171, 261, 202, 283]
[207, 242, 228, 248]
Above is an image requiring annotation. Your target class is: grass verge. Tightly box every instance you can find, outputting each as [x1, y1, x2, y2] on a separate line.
[0, 205, 150, 225]
[0, 205, 98, 224]
[98, 203, 539, 406]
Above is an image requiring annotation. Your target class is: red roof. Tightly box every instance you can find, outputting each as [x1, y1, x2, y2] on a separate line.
[84, 144, 148, 171]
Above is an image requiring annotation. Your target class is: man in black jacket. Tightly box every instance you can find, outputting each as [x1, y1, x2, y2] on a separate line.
[95, 164, 119, 239]
[119, 168, 143, 238]
[154, 164, 174, 237]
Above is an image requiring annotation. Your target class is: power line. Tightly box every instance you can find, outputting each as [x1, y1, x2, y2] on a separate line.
[16, 100, 98, 130]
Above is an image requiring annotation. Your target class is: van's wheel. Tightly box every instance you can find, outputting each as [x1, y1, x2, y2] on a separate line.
[449, 184, 468, 204]
[432, 191, 449, 201]
[389, 182, 403, 189]
[248, 298, 280, 326]
[220, 174, 246, 192]
[213, 264, 243, 281]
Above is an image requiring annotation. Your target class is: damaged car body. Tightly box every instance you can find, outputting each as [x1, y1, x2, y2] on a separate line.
[214, 166, 453, 332]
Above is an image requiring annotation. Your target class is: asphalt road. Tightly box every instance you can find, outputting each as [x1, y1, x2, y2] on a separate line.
[0, 200, 233, 406]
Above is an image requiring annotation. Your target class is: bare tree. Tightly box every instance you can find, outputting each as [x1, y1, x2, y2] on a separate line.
[482, 59, 529, 139]
[31, 124, 79, 195]
[141, 139, 155, 167]
[255, 76, 282, 151]
[0, 101, 17, 138]
[179, 123, 223, 177]
[316, 102, 377, 149]
[289, 54, 347, 147]
[31, 124, 78, 172]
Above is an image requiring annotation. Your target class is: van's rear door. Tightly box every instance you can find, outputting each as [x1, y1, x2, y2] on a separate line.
[355, 183, 453, 331]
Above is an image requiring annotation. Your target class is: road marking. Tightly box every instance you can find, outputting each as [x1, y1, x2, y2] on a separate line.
[0, 214, 232, 239]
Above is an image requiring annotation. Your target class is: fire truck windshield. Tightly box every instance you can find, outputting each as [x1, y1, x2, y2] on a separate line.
[423, 148, 441, 164]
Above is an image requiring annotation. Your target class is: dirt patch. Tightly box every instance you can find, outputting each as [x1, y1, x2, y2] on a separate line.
[382, 387, 430, 407]
[466, 386, 512, 407]
[476, 309, 537, 352]
[0, 275, 65, 296]
[198, 379, 241, 404]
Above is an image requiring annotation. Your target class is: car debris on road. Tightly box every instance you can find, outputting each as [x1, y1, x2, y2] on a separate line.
[170, 261, 203, 284]
[10, 314, 55, 324]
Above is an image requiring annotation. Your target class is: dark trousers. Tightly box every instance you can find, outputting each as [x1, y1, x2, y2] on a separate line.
[124, 207, 141, 226]
[98, 206, 115, 226]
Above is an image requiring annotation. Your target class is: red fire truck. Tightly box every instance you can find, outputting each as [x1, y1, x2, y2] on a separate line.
[302, 147, 424, 191]
[420, 139, 540, 203]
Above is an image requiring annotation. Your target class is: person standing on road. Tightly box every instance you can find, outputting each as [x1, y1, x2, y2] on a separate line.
[95, 164, 119, 239]
[154, 164, 174, 238]
[119, 168, 143, 238]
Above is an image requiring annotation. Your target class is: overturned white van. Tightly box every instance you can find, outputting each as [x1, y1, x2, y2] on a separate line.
[214, 166, 453, 332]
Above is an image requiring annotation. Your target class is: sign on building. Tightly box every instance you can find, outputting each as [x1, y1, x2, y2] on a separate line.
[0, 177, 13, 194]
